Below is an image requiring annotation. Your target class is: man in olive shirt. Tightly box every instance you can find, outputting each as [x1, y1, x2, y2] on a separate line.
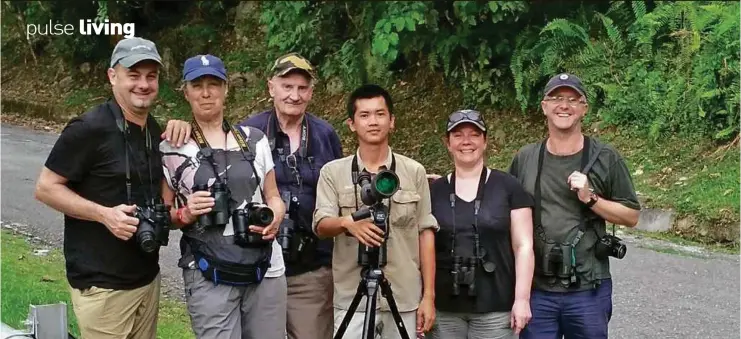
[313, 84, 438, 339]
[508, 73, 640, 339]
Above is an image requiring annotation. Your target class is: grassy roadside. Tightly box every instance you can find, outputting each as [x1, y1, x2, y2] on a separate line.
[0, 230, 194, 339]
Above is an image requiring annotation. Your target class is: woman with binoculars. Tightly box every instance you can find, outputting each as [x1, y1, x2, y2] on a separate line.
[160, 54, 287, 339]
[428, 110, 535, 339]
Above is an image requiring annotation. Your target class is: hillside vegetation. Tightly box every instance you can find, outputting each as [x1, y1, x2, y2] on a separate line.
[1, 1, 738, 246]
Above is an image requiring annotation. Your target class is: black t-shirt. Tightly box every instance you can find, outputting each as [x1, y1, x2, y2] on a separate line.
[430, 169, 533, 313]
[44, 99, 163, 290]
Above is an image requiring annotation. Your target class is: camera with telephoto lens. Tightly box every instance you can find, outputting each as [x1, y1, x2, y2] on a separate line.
[350, 167, 400, 269]
[193, 182, 231, 228]
[232, 203, 274, 247]
[595, 234, 627, 259]
[451, 256, 477, 297]
[134, 198, 171, 253]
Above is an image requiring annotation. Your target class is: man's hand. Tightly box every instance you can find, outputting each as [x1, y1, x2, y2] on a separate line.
[342, 216, 385, 247]
[161, 120, 192, 148]
[100, 204, 140, 241]
[510, 298, 532, 335]
[567, 171, 592, 203]
[416, 296, 435, 334]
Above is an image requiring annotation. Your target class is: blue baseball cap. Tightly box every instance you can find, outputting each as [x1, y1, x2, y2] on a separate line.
[182, 54, 227, 81]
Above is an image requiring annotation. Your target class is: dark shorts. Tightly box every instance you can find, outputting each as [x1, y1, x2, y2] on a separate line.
[521, 279, 613, 339]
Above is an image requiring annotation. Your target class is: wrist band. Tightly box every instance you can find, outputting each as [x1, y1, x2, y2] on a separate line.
[177, 207, 188, 224]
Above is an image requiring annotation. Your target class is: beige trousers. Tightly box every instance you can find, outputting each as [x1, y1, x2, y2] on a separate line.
[69, 273, 160, 339]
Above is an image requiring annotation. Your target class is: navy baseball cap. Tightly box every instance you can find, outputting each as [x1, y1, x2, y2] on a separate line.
[182, 54, 227, 81]
[543, 73, 587, 98]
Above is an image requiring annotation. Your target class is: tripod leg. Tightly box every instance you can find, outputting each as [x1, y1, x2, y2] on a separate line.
[362, 276, 380, 339]
[379, 278, 411, 339]
[334, 280, 367, 339]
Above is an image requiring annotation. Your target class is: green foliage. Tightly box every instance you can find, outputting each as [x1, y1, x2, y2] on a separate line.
[2, 1, 738, 141]
[511, 1, 740, 141]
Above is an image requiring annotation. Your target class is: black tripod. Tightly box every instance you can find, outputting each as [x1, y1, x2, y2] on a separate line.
[334, 206, 411, 339]
[334, 266, 410, 339]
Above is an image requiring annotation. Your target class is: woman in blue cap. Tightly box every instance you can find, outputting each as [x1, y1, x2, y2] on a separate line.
[160, 54, 287, 339]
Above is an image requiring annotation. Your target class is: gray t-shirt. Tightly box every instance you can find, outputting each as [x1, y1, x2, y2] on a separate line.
[508, 137, 640, 292]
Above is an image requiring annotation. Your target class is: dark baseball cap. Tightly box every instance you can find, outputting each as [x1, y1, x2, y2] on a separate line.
[183, 54, 227, 82]
[271, 53, 316, 79]
[446, 109, 487, 133]
[109, 37, 162, 68]
[543, 73, 587, 98]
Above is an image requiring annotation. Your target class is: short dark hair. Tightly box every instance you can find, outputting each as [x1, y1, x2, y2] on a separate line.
[346, 84, 394, 120]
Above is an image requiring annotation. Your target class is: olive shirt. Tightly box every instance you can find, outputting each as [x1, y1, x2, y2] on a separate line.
[313, 147, 439, 312]
[508, 137, 640, 292]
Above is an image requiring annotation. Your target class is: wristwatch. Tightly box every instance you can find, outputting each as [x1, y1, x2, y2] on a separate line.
[585, 190, 599, 208]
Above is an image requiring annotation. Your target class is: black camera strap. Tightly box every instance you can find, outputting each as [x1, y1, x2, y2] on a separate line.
[534, 136, 605, 242]
[111, 102, 155, 206]
[448, 167, 488, 262]
[191, 120, 267, 204]
[351, 152, 397, 222]
[267, 111, 313, 193]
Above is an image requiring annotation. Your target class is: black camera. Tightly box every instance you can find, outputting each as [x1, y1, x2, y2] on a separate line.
[595, 235, 627, 259]
[351, 168, 400, 269]
[193, 182, 230, 228]
[277, 193, 318, 264]
[232, 203, 274, 247]
[134, 199, 171, 253]
[451, 256, 477, 297]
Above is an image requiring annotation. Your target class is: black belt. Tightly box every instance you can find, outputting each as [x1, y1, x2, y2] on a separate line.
[191, 249, 271, 286]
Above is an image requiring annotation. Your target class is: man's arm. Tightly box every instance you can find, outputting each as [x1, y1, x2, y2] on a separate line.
[160, 120, 192, 148]
[573, 154, 641, 227]
[35, 167, 139, 240]
[313, 166, 384, 245]
[419, 229, 435, 299]
[588, 197, 639, 227]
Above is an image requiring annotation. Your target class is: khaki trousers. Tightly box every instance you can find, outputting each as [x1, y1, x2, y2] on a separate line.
[286, 266, 334, 339]
[69, 273, 160, 339]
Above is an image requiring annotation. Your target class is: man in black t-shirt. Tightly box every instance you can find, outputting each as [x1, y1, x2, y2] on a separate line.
[34, 37, 191, 339]
[508, 73, 640, 339]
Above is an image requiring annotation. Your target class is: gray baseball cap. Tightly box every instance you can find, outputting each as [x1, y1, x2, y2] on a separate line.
[109, 37, 163, 68]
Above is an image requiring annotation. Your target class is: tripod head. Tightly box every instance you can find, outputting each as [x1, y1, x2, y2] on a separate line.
[351, 166, 400, 269]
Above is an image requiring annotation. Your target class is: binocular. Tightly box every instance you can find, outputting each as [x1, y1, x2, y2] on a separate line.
[451, 256, 477, 297]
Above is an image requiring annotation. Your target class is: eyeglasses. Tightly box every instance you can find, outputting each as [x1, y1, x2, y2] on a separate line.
[285, 154, 303, 187]
[543, 96, 587, 107]
[448, 110, 483, 124]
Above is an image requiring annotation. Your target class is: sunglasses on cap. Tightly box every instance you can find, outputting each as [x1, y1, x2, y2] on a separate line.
[446, 110, 486, 132]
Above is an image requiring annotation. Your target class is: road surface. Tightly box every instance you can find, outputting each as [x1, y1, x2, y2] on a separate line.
[1, 123, 739, 338]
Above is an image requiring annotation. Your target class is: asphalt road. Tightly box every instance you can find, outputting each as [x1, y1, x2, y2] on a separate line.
[2, 123, 739, 338]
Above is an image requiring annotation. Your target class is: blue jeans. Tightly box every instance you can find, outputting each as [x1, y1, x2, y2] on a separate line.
[521, 279, 613, 339]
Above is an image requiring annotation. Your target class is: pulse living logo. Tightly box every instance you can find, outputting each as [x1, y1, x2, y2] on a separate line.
[26, 19, 135, 40]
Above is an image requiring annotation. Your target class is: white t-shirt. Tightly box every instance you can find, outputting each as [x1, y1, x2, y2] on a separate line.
[160, 125, 284, 278]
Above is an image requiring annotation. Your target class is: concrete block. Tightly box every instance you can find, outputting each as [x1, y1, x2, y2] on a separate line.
[636, 208, 675, 232]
